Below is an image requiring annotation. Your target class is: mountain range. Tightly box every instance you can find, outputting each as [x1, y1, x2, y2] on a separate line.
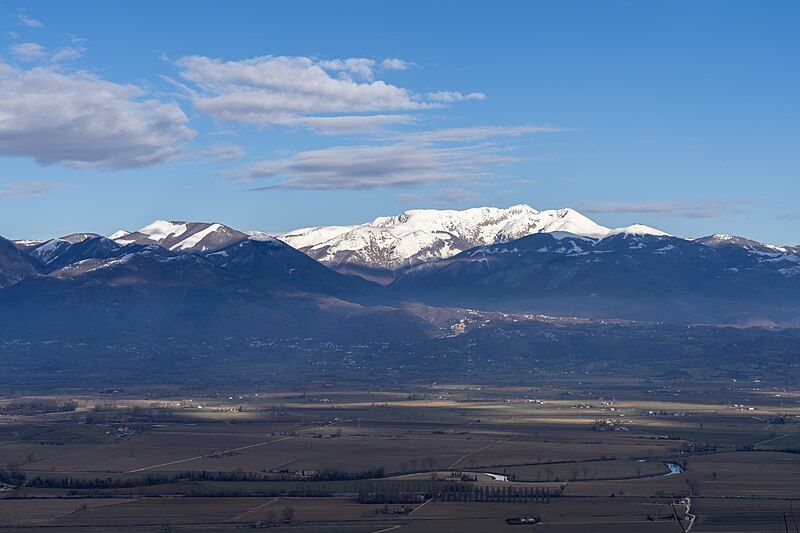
[279, 204, 667, 282]
[394, 230, 800, 324]
[0, 230, 424, 343]
[1, 205, 798, 344]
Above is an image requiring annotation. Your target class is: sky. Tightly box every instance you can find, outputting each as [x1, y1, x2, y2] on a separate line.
[0, 1, 798, 244]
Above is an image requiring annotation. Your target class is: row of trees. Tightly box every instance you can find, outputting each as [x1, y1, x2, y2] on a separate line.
[25, 466, 392, 490]
[0, 400, 77, 415]
[358, 491, 425, 504]
[27, 473, 174, 489]
[437, 483, 556, 503]
[27, 469, 285, 489]
[358, 484, 559, 505]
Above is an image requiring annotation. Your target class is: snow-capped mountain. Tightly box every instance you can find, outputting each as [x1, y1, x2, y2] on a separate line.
[607, 224, 671, 237]
[105, 208, 673, 281]
[1, 209, 800, 326]
[280, 204, 665, 282]
[111, 220, 248, 253]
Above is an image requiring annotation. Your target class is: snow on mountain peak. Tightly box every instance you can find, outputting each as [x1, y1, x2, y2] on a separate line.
[171, 223, 223, 251]
[106, 221, 239, 251]
[246, 231, 281, 243]
[126, 220, 248, 253]
[530, 208, 610, 238]
[607, 224, 671, 238]
[138, 220, 189, 243]
[696, 233, 794, 254]
[280, 204, 618, 278]
[98, 207, 665, 280]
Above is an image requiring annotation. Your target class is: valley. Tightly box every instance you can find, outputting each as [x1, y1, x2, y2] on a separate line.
[1, 377, 799, 531]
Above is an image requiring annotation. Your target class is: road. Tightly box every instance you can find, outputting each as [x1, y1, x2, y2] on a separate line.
[447, 434, 517, 469]
[125, 418, 357, 474]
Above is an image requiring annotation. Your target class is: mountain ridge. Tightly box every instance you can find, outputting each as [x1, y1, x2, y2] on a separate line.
[2, 205, 799, 329]
[390, 230, 800, 324]
[280, 204, 673, 282]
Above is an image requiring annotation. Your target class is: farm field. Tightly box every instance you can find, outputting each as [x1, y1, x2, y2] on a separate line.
[1, 377, 799, 531]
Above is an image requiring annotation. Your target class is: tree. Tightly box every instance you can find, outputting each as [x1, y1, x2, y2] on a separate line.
[282, 506, 295, 523]
[2, 462, 25, 487]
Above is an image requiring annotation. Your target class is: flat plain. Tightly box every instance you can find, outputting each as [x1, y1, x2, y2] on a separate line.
[1, 375, 799, 532]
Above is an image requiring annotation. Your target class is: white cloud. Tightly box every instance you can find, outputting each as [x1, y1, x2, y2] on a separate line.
[317, 57, 377, 81]
[17, 12, 44, 28]
[241, 143, 515, 190]
[236, 125, 549, 190]
[51, 46, 85, 62]
[10, 41, 86, 63]
[426, 91, 486, 103]
[0, 180, 61, 199]
[295, 114, 415, 133]
[0, 61, 196, 169]
[380, 58, 413, 71]
[10, 42, 47, 62]
[175, 54, 482, 132]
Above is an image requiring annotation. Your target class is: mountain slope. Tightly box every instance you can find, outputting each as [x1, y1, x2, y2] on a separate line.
[0, 236, 40, 288]
[0, 236, 428, 343]
[391, 232, 800, 324]
[30, 233, 122, 272]
[204, 236, 399, 306]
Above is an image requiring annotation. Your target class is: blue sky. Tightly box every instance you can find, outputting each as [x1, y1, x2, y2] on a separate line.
[0, 1, 798, 244]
